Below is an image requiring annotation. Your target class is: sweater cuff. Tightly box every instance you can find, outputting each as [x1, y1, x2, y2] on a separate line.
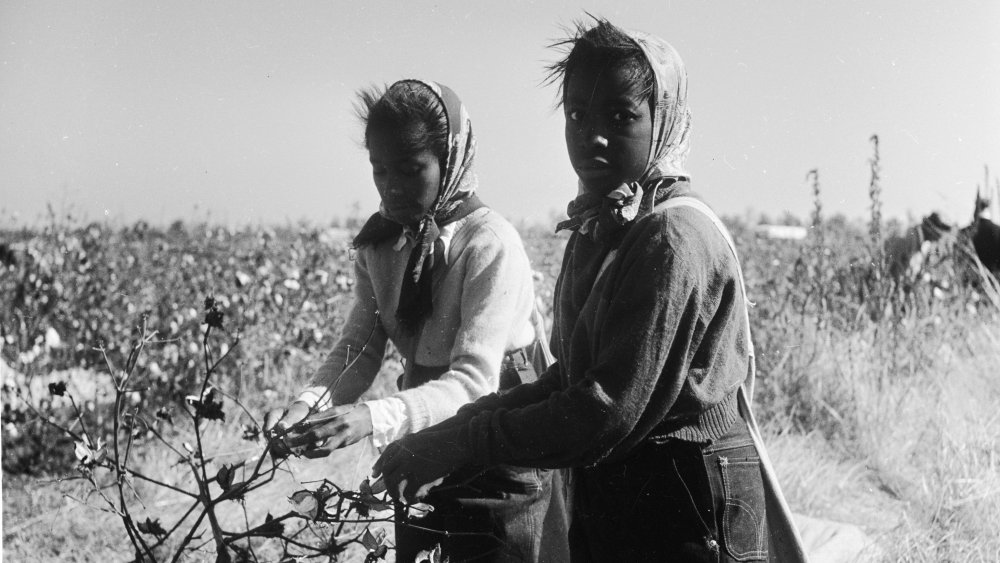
[362, 397, 410, 449]
[397, 390, 432, 435]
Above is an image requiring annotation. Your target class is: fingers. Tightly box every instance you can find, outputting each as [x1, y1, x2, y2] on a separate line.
[413, 476, 445, 502]
[264, 401, 311, 436]
[374, 444, 417, 501]
[300, 442, 334, 459]
[277, 402, 311, 431]
[372, 442, 402, 484]
[283, 420, 340, 448]
[392, 473, 443, 504]
[299, 404, 352, 427]
[262, 408, 285, 433]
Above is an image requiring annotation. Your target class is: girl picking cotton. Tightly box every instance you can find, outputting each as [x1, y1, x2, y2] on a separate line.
[265, 80, 567, 562]
[374, 21, 807, 562]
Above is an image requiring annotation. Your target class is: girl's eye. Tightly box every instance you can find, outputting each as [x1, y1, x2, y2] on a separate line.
[611, 111, 638, 123]
[566, 109, 584, 122]
[400, 163, 423, 176]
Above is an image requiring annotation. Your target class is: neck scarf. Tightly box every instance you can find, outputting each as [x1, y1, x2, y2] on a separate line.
[556, 30, 693, 243]
[352, 80, 482, 331]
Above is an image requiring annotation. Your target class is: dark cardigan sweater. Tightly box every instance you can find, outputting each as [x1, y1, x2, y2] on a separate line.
[445, 189, 750, 469]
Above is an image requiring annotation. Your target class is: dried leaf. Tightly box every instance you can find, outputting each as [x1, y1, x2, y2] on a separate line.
[288, 490, 320, 520]
[137, 517, 166, 537]
[155, 406, 174, 424]
[361, 527, 388, 561]
[48, 381, 66, 397]
[185, 387, 225, 422]
[74, 437, 107, 468]
[241, 424, 260, 441]
[216, 464, 234, 491]
[254, 512, 285, 538]
[358, 479, 393, 513]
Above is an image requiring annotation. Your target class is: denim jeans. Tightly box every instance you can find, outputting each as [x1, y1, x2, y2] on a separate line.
[568, 418, 768, 562]
[394, 464, 567, 562]
[394, 348, 570, 562]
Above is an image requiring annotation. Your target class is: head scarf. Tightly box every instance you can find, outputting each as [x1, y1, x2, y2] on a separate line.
[352, 79, 482, 330]
[556, 29, 692, 241]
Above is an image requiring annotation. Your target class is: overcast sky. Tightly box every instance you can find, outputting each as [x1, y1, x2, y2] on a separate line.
[2, 1, 998, 227]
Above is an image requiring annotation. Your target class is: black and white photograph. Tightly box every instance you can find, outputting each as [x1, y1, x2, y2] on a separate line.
[2, 2, 998, 561]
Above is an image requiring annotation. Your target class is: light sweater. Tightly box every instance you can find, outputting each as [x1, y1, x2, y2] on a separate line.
[297, 208, 537, 439]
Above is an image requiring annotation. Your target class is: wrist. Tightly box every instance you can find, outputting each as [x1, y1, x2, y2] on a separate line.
[355, 404, 374, 437]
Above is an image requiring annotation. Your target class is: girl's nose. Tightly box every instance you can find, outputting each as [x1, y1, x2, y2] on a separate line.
[583, 127, 609, 149]
[590, 132, 609, 148]
[384, 177, 405, 196]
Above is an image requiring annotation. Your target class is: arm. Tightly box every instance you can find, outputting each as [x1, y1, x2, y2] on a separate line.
[428, 363, 564, 431]
[464, 211, 748, 468]
[463, 219, 700, 468]
[379, 211, 743, 478]
[390, 226, 536, 435]
[297, 249, 388, 410]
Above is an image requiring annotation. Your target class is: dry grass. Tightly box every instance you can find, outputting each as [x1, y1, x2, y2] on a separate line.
[7, 319, 998, 561]
[3, 408, 390, 561]
[4, 222, 999, 561]
[3, 358, 403, 562]
[765, 319, 1000, 562]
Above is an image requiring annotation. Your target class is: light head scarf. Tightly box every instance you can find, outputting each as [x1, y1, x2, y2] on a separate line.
[631, 30, 691, 182]
[556, 28, 692, 240]
[352, 79, 482, 330]
[389, 79, 479, 280]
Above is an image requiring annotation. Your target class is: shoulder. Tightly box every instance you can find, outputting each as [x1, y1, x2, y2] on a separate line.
[623, 198, 738, 280]
[635, 200, 726, 252]
[456, 209, 527, 255]
[354, 238, 393, 262]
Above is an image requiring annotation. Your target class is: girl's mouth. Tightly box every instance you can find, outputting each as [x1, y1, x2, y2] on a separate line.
[575, 158, 614, 179]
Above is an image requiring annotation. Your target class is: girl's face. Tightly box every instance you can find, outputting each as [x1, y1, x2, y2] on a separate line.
[368, 126, 441, 226]
[563, 60, 653, 196]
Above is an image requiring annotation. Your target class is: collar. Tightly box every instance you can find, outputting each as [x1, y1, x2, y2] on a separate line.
[392, 207, 489, 265]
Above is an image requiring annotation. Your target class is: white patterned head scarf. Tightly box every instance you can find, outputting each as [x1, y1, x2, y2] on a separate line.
[389, 79, 478, 215]
[627, 29, 692, 181]
[383, 79, 479, 281]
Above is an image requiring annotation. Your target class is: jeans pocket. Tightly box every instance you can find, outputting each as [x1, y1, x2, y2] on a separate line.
[718, 457, 768, 561]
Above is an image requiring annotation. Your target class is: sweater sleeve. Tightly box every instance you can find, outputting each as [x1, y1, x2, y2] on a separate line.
[437, 363, 563, 430]
[458, 211, 744, 468]
[297, 249, 389, 409]
[393, 226, 534, 434]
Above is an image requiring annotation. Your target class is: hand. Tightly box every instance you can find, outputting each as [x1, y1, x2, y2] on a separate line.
[281, 405, 374, 459]
[263, 401, 314, 458]
[264, 401, 312, 436]
[371, 428, 470, 503]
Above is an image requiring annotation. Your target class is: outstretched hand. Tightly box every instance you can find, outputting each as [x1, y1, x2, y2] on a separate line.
[264, 403, 373, 459]
[371, 427, 470, 503]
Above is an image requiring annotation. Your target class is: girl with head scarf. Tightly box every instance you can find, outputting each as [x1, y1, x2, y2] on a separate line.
[375, 20, 805, 562]
[265, 80, 567, 562]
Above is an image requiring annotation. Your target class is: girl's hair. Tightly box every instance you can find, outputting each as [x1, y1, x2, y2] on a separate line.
[356, 82, 449, 164]
[546, 17, 655, 105]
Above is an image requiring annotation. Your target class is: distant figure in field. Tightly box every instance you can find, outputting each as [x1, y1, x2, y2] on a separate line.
[883, 212, 953, 280]
[962, 189, 1000, 279]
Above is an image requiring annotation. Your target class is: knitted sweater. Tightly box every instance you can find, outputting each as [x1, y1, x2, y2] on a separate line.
[298, 208, 537, 435]
[443, 190, 749, 469]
